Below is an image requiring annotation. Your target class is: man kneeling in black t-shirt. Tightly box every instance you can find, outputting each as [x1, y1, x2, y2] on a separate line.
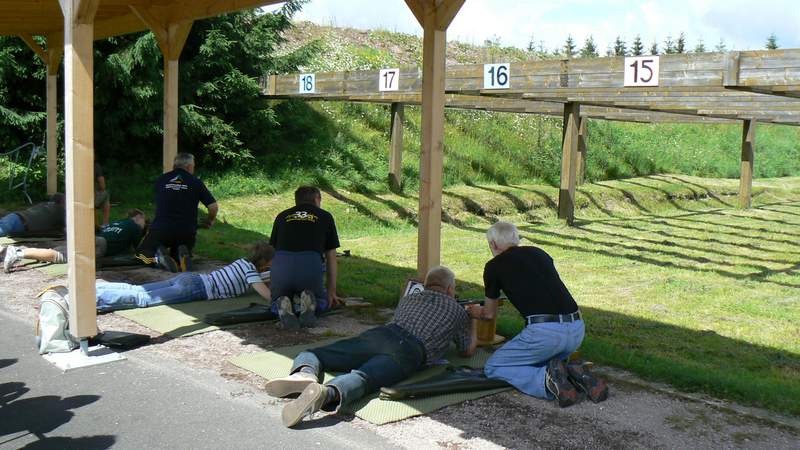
[268, 186, 342, 330]
[467, 221, 608, 407]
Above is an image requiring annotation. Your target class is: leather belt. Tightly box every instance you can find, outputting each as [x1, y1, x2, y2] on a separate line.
[525, 310, 581, 325]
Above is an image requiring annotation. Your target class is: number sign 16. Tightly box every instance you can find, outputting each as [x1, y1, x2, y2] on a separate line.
[483, 63, 510, 89]
[379, 68, 400, 91]
[624, 56, 659, 87]
[299, 73, 315, 93]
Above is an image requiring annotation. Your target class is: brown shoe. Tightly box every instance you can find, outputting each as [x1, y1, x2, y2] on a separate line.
[567, 360, 609, 403]
[545, 358, 579, 407]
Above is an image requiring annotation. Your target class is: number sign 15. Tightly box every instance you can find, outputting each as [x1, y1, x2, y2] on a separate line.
[299, 73, 315, 93]
[483, 63, 510, 89]
[624, 56, 659, 87]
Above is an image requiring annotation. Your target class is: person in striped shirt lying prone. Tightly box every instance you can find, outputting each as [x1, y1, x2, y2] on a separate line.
[93, 241, 274, 312]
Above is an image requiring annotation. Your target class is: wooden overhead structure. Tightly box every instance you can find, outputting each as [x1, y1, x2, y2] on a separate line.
[4, 0, 467, 342]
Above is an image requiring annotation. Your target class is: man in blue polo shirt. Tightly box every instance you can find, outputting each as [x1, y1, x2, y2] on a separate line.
[269, 186, 341, 329]
[136, 153, 218, 272]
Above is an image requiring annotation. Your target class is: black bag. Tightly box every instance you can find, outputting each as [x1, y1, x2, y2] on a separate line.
[89, 331, 150, 349]
[204, 303, 277, 326]
[379, 366, 509, 400]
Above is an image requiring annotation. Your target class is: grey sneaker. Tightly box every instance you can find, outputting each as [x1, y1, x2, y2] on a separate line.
[277, 296, 299, 330]
[297, 290, 317, 328]
[282, 382, 327, 428]
[156, 246, 178, 273]
[264, 372, 318, 398]
[3, 245, 20, 273]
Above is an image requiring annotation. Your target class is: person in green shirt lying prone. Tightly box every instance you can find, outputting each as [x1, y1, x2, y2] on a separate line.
[2, 208, 147, 273]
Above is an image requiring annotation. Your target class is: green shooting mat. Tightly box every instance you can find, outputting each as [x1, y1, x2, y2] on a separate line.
[114, 294, 272, 338]
[229, 342, 510, 425]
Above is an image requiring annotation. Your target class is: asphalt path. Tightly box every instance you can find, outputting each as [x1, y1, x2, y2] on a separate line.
[0, 309, 396, 450]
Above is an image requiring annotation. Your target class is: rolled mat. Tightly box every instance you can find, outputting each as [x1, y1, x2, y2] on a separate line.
[229, 343, 510, 425]
[379, 366, 509, 400]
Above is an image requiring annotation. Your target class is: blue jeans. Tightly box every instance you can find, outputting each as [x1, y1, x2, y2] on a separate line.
[485, 320, 585, 399]
[290, 324, 426, 410]
[96, 273, 208, 312]
[0, 213, 25, 237]
[270, 250, 328, 313]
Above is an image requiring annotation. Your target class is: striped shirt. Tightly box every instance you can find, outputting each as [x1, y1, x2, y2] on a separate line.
[389, 289, 471, 362]
[201, 258, 262, 300]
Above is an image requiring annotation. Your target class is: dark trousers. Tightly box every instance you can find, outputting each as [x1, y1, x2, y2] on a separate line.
[270, 251, 328, 312]
[135, 228, 196, 264]
[291, 324, 426, 409]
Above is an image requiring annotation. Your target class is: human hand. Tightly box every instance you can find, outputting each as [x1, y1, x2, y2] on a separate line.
[198, 218, 215, 229]
[465, 304, 482, 319]
[328, 292, 343, 309]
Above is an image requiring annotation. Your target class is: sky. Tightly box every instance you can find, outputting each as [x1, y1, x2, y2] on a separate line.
[266, 0, 800, 53]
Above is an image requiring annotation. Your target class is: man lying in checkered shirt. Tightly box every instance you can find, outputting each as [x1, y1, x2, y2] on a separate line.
[265, 265, 478, 427]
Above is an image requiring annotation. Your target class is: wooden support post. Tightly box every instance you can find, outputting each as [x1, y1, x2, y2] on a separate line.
[576, 117, 587, 186]
[46, 35, 63, 195]
[417, 15, 447, 278]
[739, 119, 756, 209]
[389, 102, 404, 191]
[130, 6, 192, 172]
[162, 22, 192, 172]
[61, 0, 99, 339]
[405, 0, 464, 278]
[19, 33, 63, 195]
[558, 102, 580, 224]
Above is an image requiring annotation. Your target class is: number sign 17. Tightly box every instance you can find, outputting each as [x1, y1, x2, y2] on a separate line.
[483, 63, 510, 89]
[299, 73, 315, 93]
[379, 68, 400, 91]
[624, 56, 659, 87]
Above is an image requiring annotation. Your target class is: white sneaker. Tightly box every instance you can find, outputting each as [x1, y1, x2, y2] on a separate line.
[264, 372, 318, 398]
[3, 245, 20, 273]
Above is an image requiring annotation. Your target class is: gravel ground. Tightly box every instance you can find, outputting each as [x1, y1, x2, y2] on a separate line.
[2, 264, 798, 450]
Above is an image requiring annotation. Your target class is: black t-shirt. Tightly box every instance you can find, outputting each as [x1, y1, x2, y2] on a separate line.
[483, 246, 579, 317]
[150, 168, 216, 233]
[269, 204, 340, 255]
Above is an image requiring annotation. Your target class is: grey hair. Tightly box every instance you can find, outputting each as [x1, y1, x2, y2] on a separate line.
[173, 152, 195, 170]
[424, 265, 456, 290]
[487, 221, 520, 248]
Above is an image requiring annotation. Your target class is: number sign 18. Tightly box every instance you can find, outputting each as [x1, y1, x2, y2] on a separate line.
[299, 73, 315, 93]
[379, 68, 400, 91]
[624, 56, 659, 87]
[483, 63, 510, 89]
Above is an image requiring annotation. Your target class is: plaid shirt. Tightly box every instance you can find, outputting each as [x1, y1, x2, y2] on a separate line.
[390, 289, 471, 362]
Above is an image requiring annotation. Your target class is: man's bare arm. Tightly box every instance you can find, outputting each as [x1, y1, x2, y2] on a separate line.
[325, 248, 341, 308]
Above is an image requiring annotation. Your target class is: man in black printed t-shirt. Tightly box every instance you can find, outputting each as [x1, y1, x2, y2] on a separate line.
[466, 221, 608, 408]
[136, 152, 218, 272]
[269, 186, 340, 329]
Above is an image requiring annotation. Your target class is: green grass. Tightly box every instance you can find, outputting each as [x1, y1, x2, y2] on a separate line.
[49, 173, 796, 417]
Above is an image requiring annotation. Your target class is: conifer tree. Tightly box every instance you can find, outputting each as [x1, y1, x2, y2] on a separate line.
[563, 35, 577, 58]
[676, 32, 686, 53]
[715, 38, 727, 52]
[650, 40, 659, 55]
[613, 36, 627, 56]
[766, 33, 779, 50]
[631, 35, 644, 56]
[663, 35, 676, 54]
[694, 38, 707, 53]
[580, 35, 599, 58]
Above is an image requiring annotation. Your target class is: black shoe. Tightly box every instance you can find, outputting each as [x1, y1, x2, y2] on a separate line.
[178, 245, 193, 272]
[545, 358, 579, 407]
[156, 246, 178, 273]
[296, 290, 317, 328]
[567, 360, 609, 403]
[277, 296, 300, 330]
